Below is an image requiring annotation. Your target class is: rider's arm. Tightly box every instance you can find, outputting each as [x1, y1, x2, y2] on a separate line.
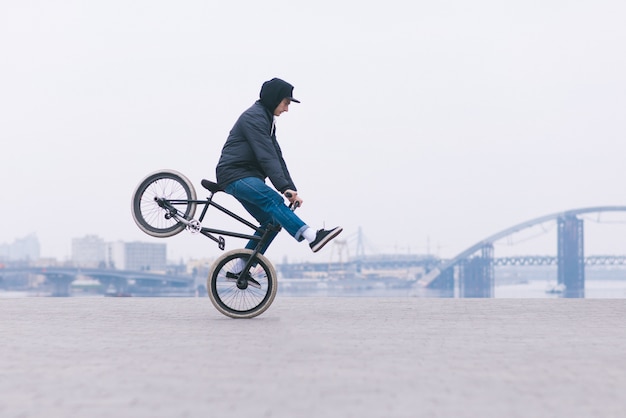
[240, 109, 297, 194]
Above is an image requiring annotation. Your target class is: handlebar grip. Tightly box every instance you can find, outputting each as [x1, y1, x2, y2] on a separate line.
[285, 191, 298, 210]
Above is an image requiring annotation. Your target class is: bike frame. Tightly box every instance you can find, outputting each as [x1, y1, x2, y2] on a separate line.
[156, 191, 280, 285]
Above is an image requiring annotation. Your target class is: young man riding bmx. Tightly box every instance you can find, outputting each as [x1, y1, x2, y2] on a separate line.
[216, 77, 342, 255]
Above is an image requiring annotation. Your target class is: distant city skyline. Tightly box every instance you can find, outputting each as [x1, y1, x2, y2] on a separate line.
[1, 234, 169, 271]
[4, 209, 626, 266]
[0, 233, 40, 261]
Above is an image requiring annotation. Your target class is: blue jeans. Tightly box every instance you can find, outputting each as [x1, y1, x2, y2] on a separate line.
[224, 177, 308, 254]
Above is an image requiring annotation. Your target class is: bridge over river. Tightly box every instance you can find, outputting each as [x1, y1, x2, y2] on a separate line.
[416, 206, 626, 298]
[0, 267, 194, 297]
[277, 206, 626, 298]
[3, 207, 625, 298]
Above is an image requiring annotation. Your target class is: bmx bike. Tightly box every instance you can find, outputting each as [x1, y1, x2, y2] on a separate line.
[131, 169, 295, 319]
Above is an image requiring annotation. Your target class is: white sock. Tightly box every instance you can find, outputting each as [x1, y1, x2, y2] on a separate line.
[302, 227, 317, 243]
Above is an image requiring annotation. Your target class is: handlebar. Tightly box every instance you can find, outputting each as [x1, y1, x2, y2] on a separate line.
[284, 192, 300, 210]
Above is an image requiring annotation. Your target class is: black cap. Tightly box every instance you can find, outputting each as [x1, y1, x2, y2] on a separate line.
[259, 78, 300, 111]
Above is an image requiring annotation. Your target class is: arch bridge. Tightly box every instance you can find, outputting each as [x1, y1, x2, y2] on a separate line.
[417, 206, 626, 298]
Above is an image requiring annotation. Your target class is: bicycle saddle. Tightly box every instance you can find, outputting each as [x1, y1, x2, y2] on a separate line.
[201, 179, 222, 193]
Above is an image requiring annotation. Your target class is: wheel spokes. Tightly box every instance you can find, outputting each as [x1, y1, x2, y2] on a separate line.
[139, 177, 191, 231]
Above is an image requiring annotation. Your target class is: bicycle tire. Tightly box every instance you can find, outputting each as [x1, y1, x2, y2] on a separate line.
[208, 249, 278, 319]
[131, 169, 197, 238]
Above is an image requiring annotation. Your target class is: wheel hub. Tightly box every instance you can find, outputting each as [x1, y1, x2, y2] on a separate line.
[236, 277, 249, 290]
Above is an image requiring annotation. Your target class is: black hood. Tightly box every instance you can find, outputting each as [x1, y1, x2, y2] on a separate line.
[259, 78, 300, 112]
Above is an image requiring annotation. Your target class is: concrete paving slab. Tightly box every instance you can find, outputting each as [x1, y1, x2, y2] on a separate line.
[1, 297, 625, 418]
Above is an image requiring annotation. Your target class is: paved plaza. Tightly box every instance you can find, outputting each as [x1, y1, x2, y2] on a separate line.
[1, 297, 625, 418]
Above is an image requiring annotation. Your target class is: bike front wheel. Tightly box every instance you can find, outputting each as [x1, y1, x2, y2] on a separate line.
[131, 169, 197, 238]
[208, 249, 278, 319]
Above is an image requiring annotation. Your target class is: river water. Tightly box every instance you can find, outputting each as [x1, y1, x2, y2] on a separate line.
[3, 274, 626, 299]
[495, 279, 626, 298]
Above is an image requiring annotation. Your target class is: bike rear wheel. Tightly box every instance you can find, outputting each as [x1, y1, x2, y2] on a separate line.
[208, 249, 278, 319]
[131, 170, 197, 238]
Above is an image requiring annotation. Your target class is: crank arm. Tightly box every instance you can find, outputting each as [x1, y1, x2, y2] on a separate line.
[168, 211, 202, 233]
[225, 271, 261, 289]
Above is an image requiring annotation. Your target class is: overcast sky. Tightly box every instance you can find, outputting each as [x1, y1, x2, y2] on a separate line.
[2, 0, 626, 265]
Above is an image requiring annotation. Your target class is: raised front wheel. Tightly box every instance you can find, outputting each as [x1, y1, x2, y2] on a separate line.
[131, 170, 197, 238]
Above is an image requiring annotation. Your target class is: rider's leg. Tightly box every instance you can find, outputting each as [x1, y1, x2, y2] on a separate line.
[236, 199, 280, 253]
[224, 177, 308, 253]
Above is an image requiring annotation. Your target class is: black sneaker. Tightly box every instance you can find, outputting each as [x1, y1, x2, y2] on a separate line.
[309, 227, 343, 253]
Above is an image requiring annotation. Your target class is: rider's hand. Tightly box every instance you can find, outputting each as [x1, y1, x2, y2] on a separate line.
[284, 189, 303, 208]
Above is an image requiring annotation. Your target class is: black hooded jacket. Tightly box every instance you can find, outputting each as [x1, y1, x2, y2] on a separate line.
[215, 94, 297, 193]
